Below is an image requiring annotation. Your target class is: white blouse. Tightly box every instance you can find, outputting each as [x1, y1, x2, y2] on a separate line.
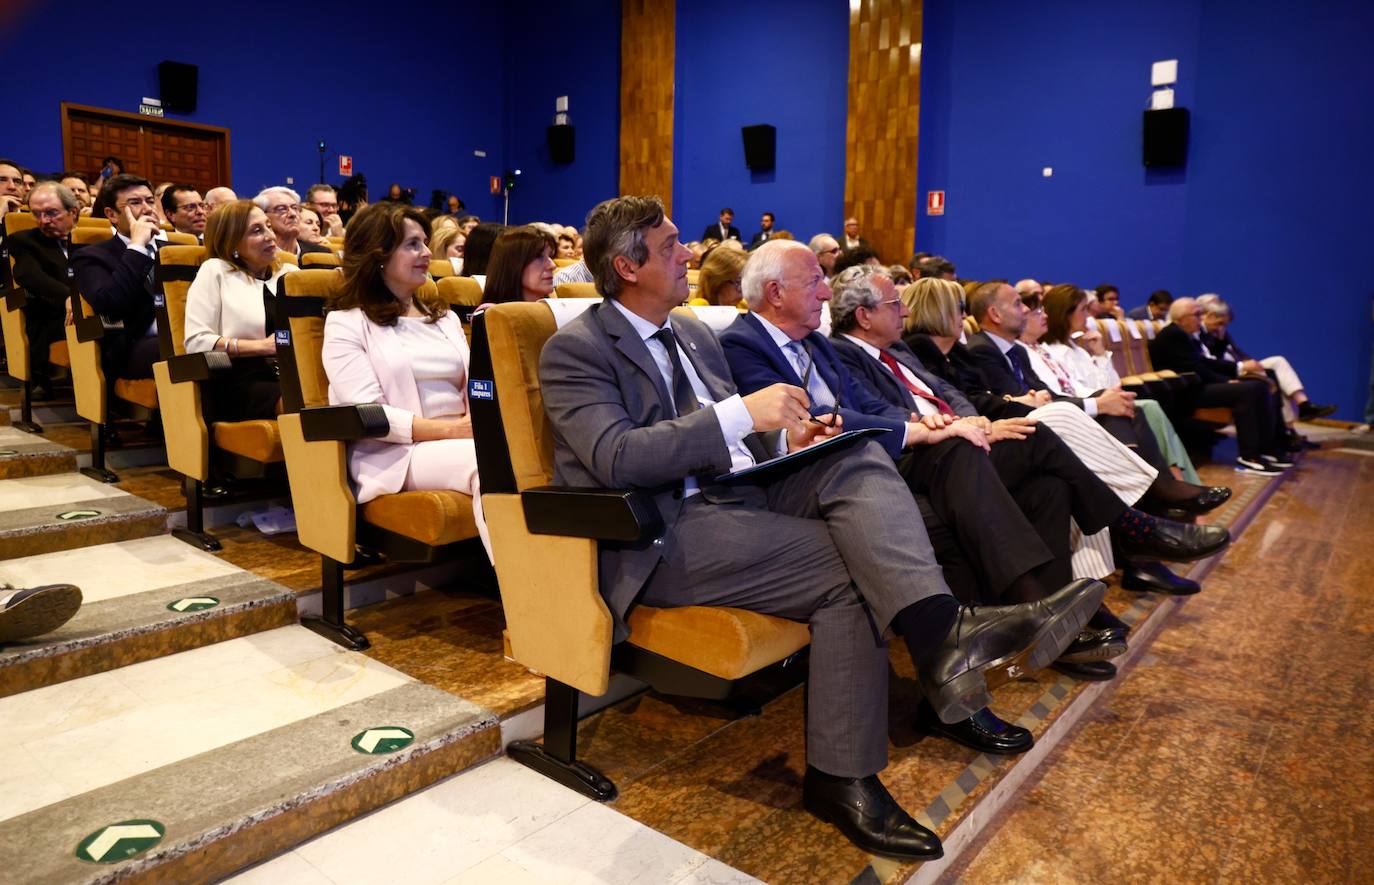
[393, 315, 467, 419]
[1044, 341, 1120, 395]
[184, 259, 294, 354]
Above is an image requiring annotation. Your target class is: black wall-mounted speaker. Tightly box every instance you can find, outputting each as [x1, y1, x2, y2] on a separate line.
[1143, 108, 1189, 167]
[547, 124, 575, 165]
[742, 124, 776, 171]
[158, 61, 199, 114]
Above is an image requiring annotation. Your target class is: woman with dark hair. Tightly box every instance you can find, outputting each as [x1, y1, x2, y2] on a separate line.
[322, 203, 488, 556]
[184, 199, 294, 420]
[482, 226, 556, 303]
[457, 222, 504, 287]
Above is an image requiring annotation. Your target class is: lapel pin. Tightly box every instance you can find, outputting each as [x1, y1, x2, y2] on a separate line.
[688, 341, 697, 351]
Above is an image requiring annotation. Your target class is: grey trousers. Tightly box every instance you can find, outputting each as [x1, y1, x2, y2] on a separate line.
[639, 440, 950, 778]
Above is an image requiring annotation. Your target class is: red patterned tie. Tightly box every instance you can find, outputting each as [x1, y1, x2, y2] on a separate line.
[878, 350, 953, 416]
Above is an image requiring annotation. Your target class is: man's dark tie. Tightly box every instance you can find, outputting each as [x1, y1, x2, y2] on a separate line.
[652, 328, 699, 417]
[1006, 344, 1032, 392]
[878, 350, 953, 416]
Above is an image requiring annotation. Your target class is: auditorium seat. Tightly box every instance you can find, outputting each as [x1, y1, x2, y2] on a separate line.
[152, 245, 287, 550]
[274, 269, 483, 650]
[300, 252, 341, 270]
[553, 257, 576, 268]
[466, 301, 810, 801]
[437, 275, 483, 337]
[554, 282, 598, 299]
[1, 211, 48, 431]
[429, 258, 455, 279]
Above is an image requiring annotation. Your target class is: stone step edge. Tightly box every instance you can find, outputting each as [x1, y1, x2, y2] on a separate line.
[902, 469, 1287, 885]
[2, 682, 501, 885]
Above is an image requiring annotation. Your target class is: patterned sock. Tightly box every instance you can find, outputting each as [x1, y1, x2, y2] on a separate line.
[1111, 507, 1157, 544]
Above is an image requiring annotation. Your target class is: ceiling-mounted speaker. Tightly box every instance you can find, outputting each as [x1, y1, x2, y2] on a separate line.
[158, 61, 199, 114]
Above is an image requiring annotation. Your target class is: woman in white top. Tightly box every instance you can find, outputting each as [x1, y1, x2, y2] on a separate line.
[184, 200, 294, 420]
[321, 204, 488, 558]
[1029, 285, 1202, 485]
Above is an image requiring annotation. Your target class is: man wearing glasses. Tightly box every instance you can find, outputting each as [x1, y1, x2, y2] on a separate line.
[160, 184, 208, 241]
[807, 233, 841, 280]
[254, 186, 332, 260]
[10, 182, 82, 397]
[304, 184, 345, 238]
[71, 174, 170, 380]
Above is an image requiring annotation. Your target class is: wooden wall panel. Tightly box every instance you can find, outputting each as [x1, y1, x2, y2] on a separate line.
[619, 0, 675, 214]
[845, 0, 922, 265]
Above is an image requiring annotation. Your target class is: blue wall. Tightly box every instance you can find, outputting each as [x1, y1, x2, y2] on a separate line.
[672, 0, 849, 245]
[501, 0, 622, 227]
[3, 0, 510, 219]
[918, 0, 1374, 419]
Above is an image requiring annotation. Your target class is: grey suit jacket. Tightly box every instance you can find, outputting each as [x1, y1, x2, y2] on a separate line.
[539, 300, 776, 640]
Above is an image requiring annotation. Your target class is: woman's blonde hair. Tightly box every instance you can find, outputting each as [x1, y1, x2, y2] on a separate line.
[429, 223, 464, 258]
[901, 277, 964, 338]
[698, 245, 748, 306]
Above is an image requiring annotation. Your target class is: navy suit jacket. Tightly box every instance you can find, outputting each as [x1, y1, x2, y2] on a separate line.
[1200, 328, 1251, 364]
[965, 329, 1087, 409]
[8, 228, 72, 310]
[70, 233, 157, 337]
[1149, 322, 1238, 384]
[719, 312, 908, 459]
[830, 335, 978, 419]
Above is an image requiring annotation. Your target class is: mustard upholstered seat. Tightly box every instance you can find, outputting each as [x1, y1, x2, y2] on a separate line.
[467, 301, 809, 801]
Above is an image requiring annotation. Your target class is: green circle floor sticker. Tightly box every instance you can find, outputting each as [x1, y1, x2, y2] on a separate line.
[0, 449, 17, 455]
[76, 819, 165, 864]
[167, 596, 220, 613]
[351, 726, 415, 754]
[56, 509, 102, 521]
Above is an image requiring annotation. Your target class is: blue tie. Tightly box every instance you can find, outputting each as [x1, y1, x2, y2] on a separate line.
[788, 341, 836, 409]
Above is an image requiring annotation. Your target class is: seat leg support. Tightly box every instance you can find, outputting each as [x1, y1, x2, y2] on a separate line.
[507, 678, 617, 802]
[14, 379, 42, 434]
[171, 476, 222, 551]
[80, 422, 119, 483]
[302, 556, 370, 651]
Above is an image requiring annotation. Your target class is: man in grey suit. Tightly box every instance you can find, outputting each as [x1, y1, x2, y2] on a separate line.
[538, 195, 1104, 861]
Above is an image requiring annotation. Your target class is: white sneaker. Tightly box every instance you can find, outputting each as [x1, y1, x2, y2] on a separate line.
[1353, 424, 1371, 434]
[1235, 457, 1283, 475]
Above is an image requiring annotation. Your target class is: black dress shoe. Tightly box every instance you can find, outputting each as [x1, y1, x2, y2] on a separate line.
[1051, 659, 1117, 681]
[919, 579, 1106, 724]
[1169, 486, 1232, 515]
[802, 767, 943, 861]
[1298, 402, 1337, 421]
[916, 702, 1033, 755]
[1088, 606, 1131, 635]
[1057, 629, 1128, 663]
[1121, 560, 1200, 595]
[1118, 519, 1230, 563]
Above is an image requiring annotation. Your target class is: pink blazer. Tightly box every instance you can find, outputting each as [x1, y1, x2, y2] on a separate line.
[321, 307, 471, 504]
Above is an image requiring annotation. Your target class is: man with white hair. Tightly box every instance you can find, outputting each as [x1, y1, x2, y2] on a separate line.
[205, 186, 237, 212]
[254, 186, 332, 259]
[808, 233, 841, 279]
[1014, 278, 1044, 299]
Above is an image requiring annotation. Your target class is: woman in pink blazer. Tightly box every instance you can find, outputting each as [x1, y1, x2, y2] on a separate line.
[322, 204, 488, 558]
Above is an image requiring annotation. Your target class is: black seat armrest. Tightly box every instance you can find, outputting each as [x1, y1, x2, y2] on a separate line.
[166, 351, 233, 383]
[298, 403, 391, 441]
[3, 289, 27, 310]
[521, 486, 663, 542]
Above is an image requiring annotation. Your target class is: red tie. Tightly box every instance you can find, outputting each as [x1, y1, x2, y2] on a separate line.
[878, 350, 953, 416]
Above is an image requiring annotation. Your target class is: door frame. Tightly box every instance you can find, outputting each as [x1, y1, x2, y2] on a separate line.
[60, 102, 233, 187]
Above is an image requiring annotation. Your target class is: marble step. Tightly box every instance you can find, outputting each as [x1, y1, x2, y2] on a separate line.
[0, 474, 166, 560]
[0, 625, 499, 884]
[0, 426, 78, 479]
[0, 536, 297, 697]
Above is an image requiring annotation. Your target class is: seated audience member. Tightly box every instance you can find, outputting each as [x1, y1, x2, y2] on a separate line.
[810, 234, 843, 280]
[255, 187, 331, 260]
[298, 206, 326, 246]
[833, 246, 882, 277]
[916, 255, 956, 280]
[1036, 285, 1202, 483]
[205, 186, 238, 213]
[160, 183, 208, 240]
[71, 173, 169, 379]
[556, 232, 577, 259]
[903, 278, 1225, 596]
[700, 206, 741, 243]
[482, 226, 556, 304]
[321, 203, 488, 556]
[152, 182, 173, 225]
[721, 243, 1225, 663]
[0, 582, 83, 643]
[455, 214, 480, 235]
[1127, 288, 1173, 321]
[696, 243, 748, 307]
[305, 184, 345, 237]
[1094, 284, 1126, 320]
[383, 183, 409, 204]
[553, 256, 594, 286]
[1200, 297, 1334, 424]
[841, 216, 869, 251]
[1149, 297, 1292, 473]
[541, 195, 1103, 859]
[0, 159, 24, 220]
[337, 174, 369, 226]
[184, 200, 293, 421]
[9, 182, 80, 395]
[1014, 278, 1044, 300]
[60, 172, 93, 213]
[446, 194, 464, 217]
[457, 222, 504, 288]
[887, 264, 913, 287]
[770, 229, 794, 241]
[428, 224, 465, 273]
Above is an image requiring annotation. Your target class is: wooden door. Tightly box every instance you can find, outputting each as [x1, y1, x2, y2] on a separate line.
[61, 103, 231, 195]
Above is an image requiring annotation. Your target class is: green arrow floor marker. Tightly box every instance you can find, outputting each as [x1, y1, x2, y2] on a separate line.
[167, 596, 220, 613]
[56, 509, 102, 521]
[76, 819, 165, 864]
[351, 726, 415, 754]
